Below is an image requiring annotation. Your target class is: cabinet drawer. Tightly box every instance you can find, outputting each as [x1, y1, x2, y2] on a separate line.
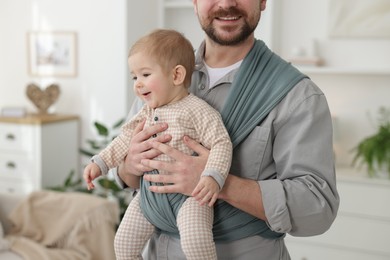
[0, 123, 34, 152]
[337, 180, 390, 219]
[0, 153, 34, 180]
[0, 180, 34, 194]
[287, 240, 390, 260]
[286, 213, 390, 257]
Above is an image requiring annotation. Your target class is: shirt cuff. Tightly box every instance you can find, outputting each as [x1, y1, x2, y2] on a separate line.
[259, 179, 292, 233]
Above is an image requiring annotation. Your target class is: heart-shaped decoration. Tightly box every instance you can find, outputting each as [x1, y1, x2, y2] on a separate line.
[26, 83, 60, 114]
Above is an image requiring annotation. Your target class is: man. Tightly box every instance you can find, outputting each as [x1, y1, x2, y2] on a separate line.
[114, 0, 339, 259]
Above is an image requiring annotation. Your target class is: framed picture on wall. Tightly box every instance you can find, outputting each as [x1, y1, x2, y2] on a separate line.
[328, 0, 390, 38]
[27, 31, 77, 77]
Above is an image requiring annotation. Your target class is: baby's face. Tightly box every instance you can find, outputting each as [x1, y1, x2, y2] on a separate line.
[129, 53, 175, 109]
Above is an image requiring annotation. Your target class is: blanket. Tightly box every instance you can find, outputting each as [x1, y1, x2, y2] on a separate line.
[6, 190, 119, 260]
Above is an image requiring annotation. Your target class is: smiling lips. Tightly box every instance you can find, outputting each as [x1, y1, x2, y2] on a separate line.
[217, 16, 240, 21]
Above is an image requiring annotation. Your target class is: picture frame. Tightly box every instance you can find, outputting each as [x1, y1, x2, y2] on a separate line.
[27, 31, 77, 77]
[328, 0, 390, 38]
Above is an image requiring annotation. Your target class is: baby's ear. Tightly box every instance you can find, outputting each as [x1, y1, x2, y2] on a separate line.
[172, 65, 186, 86]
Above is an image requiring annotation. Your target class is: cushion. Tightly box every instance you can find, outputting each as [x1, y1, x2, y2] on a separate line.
[0, 220, 10, 251]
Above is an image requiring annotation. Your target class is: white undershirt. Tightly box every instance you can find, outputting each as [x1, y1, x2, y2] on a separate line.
[204, 60, 243, 89]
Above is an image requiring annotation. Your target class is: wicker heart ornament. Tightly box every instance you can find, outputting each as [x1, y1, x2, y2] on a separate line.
[26, 83, 60, 114]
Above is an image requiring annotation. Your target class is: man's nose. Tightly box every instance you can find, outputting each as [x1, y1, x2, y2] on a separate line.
[218, 0, 238, 9]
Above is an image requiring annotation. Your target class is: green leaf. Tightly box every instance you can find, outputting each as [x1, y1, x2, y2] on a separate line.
[351, 106, 390, 177]
[97, 178, 121, 192]
[64, 170, 75, 186]
[79, 148, 95, 157]
[113, 118, 125, 129]
[94, 122, 109, 137]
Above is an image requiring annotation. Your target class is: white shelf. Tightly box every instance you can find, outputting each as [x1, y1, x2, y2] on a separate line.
[164, 0, 192, 8]
[336, 167, 390, 187]
[296, 66, 390, 76]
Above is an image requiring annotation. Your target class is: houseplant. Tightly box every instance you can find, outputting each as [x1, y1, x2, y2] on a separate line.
[352, 107, 390, 178]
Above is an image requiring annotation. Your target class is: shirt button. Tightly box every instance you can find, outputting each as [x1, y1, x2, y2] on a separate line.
[199, 84, 205, 90]
[154, 116, 158, 121]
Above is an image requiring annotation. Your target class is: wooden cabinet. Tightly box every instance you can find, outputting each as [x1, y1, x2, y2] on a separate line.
[285, 168, 390, 260]
[0, 114, 79, 194]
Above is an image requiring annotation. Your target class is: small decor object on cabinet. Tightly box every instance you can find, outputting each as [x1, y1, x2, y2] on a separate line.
[27, 31, 77, 77]
[26, 83, 60, 114]
[352, 106, 390, 178]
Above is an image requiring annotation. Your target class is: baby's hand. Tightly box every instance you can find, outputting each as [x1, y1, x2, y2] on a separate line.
[192, 176, 220, 207]
[83, 163, 102, 190]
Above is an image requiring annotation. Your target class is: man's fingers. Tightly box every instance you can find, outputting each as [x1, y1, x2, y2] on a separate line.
[148, 184, 179, 194]
[143, 170, 175, 183]
[183, 135, 210, 156]
[133, 122, 168, 143]
[149, 141, 183, 161]
[133, 118, 146, 135]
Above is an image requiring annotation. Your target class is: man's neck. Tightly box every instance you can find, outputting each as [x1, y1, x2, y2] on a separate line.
[204, 36, 255, 68]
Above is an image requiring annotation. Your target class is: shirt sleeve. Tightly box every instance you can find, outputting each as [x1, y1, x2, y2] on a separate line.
[260, 87, 340, 236]
[190, 100, 233, 189]
[110, 97, 144, 187]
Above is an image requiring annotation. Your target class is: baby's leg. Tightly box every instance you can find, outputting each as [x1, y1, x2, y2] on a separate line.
[177, 197, 217, 260]
[114, 193, 155, 260]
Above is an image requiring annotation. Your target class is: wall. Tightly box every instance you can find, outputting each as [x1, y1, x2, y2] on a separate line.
[0, 0, 129, 147]
[1, 0, 389, 173]
[274, 0, 390, 168]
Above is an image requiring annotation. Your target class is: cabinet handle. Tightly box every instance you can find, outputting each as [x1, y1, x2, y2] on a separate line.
[6, 161, 16, 169]
[6, 133, 15, 140]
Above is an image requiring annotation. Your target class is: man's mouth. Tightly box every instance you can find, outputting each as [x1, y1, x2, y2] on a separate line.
[217, 16, 240, 21]
[213, 7, 243, 22]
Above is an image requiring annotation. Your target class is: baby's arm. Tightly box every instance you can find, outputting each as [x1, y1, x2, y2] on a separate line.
[192, 176, 220, 207]
[83, 163, 102, 190]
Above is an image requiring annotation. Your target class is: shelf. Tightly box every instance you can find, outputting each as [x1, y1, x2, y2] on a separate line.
[336, 167, 390, 187]
[0, 114, 79, 125]
[164, 0, 192, 8]
[295, 66, 390, 76]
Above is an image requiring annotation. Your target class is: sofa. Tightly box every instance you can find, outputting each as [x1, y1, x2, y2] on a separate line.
[0, 190, 120, 260]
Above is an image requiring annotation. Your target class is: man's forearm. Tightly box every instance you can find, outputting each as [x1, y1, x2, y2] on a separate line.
[219, 174, 267, 221]
[117, 162, 141, 189]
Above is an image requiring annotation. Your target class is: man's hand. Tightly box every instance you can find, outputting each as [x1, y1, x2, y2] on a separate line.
[118, 118, 172, 189]
[142, 135, 209, 196]
[122, 119, 172, 176]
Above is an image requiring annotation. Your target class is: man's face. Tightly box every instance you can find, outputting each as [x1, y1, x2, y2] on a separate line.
[193, 0, 266, 46]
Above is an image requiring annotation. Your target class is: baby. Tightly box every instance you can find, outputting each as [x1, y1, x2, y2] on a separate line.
[83, 29, 232, 260]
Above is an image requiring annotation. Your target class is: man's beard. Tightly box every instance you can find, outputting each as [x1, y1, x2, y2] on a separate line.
[201, 7, 259, 46]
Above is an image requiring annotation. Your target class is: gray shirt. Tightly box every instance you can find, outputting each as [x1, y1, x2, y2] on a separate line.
[115, 43, 340, 260]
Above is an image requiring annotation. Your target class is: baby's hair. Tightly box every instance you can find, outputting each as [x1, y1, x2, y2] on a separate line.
[129, 29, 195, 88]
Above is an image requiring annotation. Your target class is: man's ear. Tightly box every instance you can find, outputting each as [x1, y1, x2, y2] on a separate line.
[172, 65, 186, 86]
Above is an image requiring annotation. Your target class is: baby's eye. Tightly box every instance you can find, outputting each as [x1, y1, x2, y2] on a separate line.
[131, 76, 137, 81]
[143, 73, 151, 77]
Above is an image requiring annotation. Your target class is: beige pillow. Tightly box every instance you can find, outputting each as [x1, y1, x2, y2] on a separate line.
[0, 221, 10, 251]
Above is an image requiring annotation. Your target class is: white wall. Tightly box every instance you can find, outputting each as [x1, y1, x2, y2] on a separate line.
[1, 0, 389, 172]
[276, 0, 390, 69]
[0, 0, 128, 171]
[273, 0, 390, 168]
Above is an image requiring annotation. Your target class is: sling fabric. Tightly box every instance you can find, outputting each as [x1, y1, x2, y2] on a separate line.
[141, 40, 307, 241]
